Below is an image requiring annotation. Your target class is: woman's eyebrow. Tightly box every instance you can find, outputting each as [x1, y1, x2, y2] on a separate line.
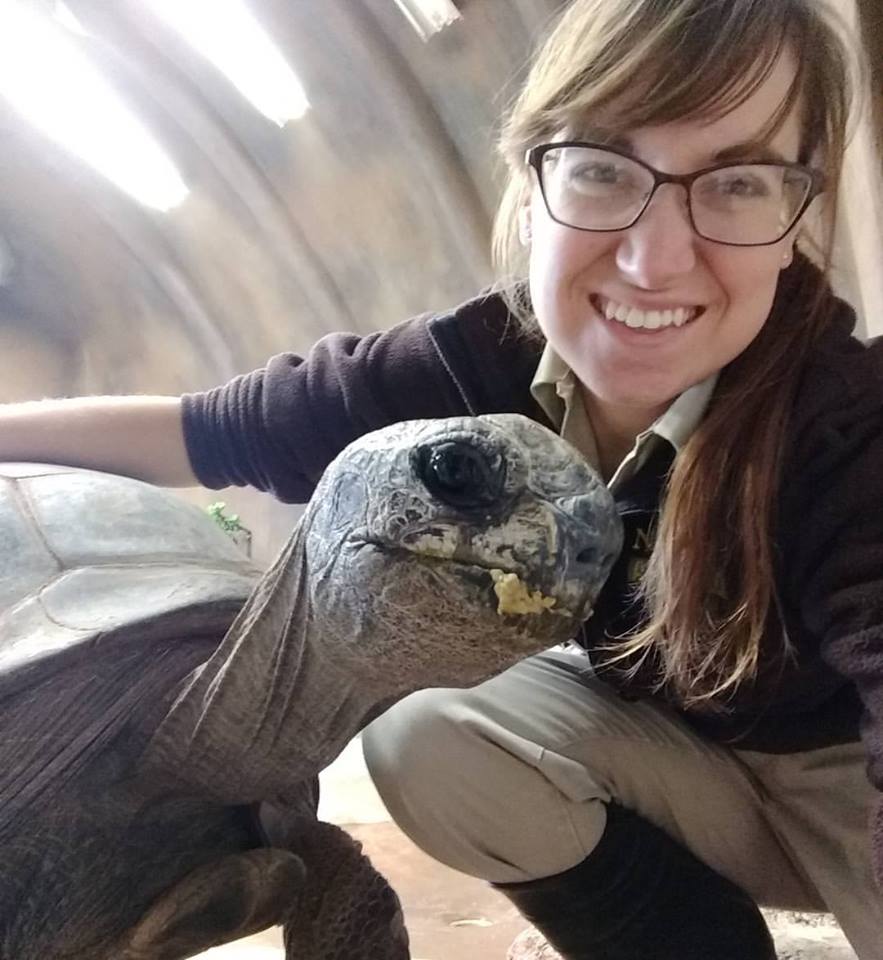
[572, 128, 792, 165]
[712, 139, 791, 164]
[572, 126, 632, 150]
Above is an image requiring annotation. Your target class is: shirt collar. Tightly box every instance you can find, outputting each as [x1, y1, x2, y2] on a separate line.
[530, 342, 717, 479]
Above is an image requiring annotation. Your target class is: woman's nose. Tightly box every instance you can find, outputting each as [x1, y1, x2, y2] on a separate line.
[615, 183, 697, 287]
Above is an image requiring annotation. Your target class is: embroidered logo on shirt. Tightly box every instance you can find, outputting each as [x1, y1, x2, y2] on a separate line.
[626, 525, 653, 584]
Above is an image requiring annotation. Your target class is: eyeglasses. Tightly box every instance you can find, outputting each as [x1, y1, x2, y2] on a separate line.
[526, 141, 824, 247]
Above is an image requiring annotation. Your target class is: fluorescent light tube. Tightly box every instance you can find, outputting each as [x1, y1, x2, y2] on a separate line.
[143, 0, 310, 125]
[53, 2, 89, 37]
[393, 0, 461, 39]
[0, 3, 188, 211]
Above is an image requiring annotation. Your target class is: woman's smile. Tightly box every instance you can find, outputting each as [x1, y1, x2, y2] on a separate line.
[590, 294, 705, 332]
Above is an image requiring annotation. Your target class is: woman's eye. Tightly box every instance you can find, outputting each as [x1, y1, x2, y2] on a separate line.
[563, 162, 638, 197]
[708, 173, 770, 198]
[725, 178, 763, 196]
[570, 162, 622, 184]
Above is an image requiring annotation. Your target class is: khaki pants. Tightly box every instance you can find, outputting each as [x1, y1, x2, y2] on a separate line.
[363, 650, 883, 959]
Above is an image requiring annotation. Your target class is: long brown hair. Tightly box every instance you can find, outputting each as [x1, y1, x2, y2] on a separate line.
[492, 0, 856, 707]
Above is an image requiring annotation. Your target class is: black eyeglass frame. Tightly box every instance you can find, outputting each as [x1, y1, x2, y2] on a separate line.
[525, 141, 825, 248]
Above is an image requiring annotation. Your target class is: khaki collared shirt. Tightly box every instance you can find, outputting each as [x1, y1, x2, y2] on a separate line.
[530, 344, 717, 490]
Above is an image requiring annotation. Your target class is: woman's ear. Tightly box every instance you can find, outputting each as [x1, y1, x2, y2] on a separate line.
[780, 246, 794, 270]
[518, 206, 532, 246]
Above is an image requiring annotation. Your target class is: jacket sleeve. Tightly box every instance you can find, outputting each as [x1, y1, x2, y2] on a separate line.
[180, 312, 469, 503]
[788, 335, 883, 887]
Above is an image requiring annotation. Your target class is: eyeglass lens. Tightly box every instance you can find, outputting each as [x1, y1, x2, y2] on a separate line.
[539, 146, 812, 245]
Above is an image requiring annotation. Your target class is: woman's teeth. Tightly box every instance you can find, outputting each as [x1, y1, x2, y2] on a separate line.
[599, 296, 698, 330]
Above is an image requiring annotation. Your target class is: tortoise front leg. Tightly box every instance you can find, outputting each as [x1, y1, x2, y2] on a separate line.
[270, 814, 410, 960]
[117, 848, 306, 960]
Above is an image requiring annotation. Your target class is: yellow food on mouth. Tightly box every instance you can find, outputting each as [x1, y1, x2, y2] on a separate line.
[489, 568, 557, 615]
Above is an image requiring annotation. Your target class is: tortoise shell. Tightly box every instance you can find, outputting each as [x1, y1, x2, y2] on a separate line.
[0, 463, 260, 689]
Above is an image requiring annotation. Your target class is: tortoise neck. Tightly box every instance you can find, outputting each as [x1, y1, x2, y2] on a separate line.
[141, 532, 391, 804]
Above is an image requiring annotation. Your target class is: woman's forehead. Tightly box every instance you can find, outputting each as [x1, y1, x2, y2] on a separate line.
[566, 48, 802, 165]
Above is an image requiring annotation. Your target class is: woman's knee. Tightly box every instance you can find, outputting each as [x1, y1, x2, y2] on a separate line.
[362, 683, 607, 881]
[363, 686, 487, 820]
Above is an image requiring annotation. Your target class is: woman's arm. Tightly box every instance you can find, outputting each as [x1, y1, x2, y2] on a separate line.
[787, 339, 883, 888]
[0, 291, 527, 498]
[0, 395, 198, 487]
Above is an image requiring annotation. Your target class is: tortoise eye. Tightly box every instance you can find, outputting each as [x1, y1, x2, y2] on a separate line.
[418, 441, 505, 509]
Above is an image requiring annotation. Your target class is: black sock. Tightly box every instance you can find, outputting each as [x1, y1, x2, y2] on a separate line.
[494, 802, 776, 960]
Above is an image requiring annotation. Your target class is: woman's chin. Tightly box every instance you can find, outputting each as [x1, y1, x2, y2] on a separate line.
[578, 375, 687, 416]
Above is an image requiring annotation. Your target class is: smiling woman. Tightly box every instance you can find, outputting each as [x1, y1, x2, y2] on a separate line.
[0, 0, 881, 958]
[492, 0, 851, 680]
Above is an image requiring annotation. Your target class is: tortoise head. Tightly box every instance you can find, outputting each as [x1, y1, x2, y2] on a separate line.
[301, 414, 622, 688]
[137, 415, 622, 807]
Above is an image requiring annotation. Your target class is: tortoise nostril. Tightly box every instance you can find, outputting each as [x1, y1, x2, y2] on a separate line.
[576, 546, 596, 565]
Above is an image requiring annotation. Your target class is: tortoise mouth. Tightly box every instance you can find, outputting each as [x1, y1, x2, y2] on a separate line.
[357, 538, 580, 621]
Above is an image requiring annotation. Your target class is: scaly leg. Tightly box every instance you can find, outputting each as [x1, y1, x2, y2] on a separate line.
[273, 814, 410, 960]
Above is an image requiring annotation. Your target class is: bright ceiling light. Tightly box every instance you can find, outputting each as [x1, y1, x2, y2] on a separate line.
[393, 0, 461, 39]
[143, 0, 310, 126]
[0, 3, 188, 211]
[53, 2, 89, 37]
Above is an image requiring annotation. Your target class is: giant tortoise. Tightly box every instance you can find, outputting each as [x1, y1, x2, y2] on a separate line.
[0, 413, 622, 960]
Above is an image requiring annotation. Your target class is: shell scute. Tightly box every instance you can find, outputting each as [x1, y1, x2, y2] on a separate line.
[0, 464, 260, 682]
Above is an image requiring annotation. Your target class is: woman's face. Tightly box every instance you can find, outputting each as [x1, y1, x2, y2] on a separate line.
[526, 49, 804, 418]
